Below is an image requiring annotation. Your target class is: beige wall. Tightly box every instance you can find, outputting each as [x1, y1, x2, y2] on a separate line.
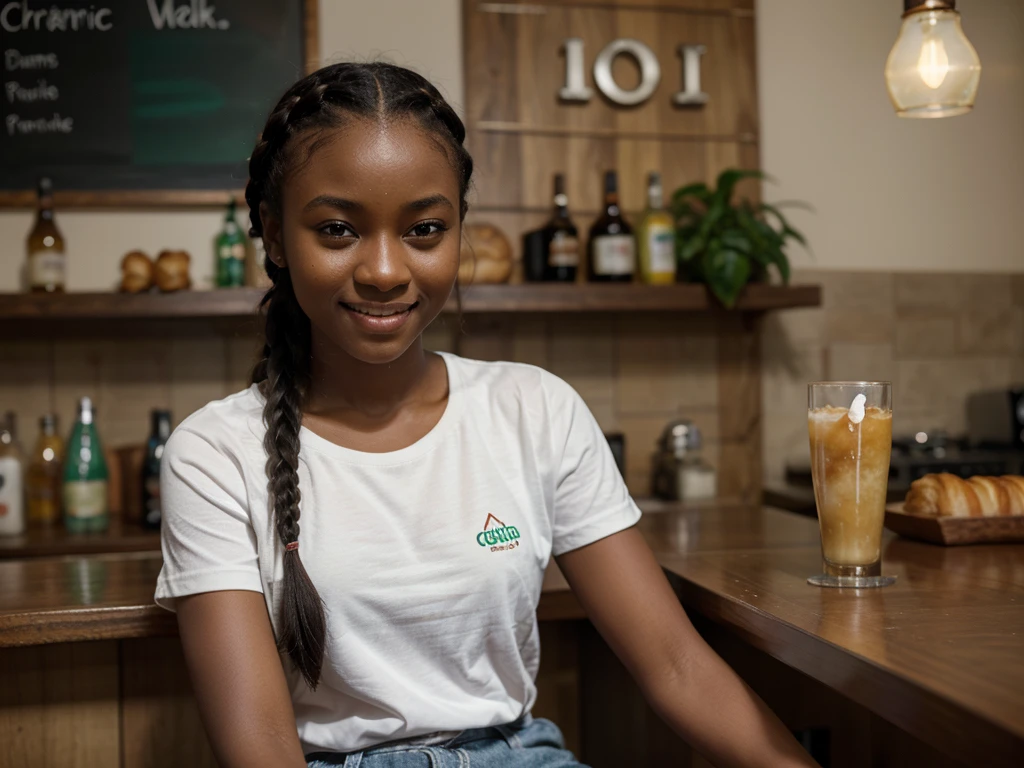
[2, 0, 1020, 287]
[0, 0, 463, 293]
[758, 0, 1024, 273]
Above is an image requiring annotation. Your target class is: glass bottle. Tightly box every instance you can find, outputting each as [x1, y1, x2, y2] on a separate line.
[637, 172, 677, 285]
[542, 174, 579, 282]
[27, 414, 64, 526]
[215, 197, 246, 288]
[141, 410, 172, 530]
[63, 397, 109, 533]
[0, 413, 26, 536]
[27, 177, 66, 293]
[587, 171, 635, 282]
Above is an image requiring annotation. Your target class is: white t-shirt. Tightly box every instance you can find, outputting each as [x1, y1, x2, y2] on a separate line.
[155, 352, 641, 754]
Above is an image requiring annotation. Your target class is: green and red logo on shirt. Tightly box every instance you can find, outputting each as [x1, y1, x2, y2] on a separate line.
[476, 513, 521, 552]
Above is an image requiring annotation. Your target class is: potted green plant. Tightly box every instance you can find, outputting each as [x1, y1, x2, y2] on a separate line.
[671, 169, 808, 307]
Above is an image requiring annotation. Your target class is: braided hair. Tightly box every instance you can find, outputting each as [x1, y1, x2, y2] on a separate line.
[245, 62, 474, 690]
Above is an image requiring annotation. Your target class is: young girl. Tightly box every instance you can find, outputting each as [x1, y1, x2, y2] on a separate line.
[155, 62, 816, 768]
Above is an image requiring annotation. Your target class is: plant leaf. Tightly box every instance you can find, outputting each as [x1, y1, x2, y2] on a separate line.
[713, 169, 764, 208]
[671, 182, 711, 205]
[701, 245, 750, 308]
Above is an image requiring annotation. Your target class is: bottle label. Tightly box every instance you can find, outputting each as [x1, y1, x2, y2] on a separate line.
[647, 226, 676, 274]
[548, 233, 579, 268]
[0, 457, 25, 534]
[64, 480, 107, 519]
[593, 234, 636, 275]
[29, 250, 66, 288]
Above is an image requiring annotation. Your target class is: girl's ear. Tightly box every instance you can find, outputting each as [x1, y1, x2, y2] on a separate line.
[260, 202, 287, 268]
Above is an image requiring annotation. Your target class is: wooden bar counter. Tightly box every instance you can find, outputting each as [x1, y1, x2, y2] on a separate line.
[1, 505, 1021, 767]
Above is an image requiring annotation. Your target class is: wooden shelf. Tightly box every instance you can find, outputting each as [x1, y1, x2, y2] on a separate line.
[0, 283, 820, 323]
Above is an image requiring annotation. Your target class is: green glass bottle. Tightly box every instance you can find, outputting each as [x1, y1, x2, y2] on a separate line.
[215, 198, 246, 288]
[63, 397, 109, 533]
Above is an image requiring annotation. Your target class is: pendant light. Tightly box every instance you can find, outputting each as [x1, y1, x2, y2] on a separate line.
[885, 0, 981, 118]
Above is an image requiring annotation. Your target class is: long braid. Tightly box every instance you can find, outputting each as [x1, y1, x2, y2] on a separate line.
[246, 62, 474, 690]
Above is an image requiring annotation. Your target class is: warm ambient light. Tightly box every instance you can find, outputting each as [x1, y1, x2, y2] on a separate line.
[885, 0, 981, 118]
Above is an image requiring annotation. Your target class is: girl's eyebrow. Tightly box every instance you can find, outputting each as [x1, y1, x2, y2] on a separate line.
[405, 194, 454, 212]
[302, 194, 454, 213]
[303, 195, 360, 212]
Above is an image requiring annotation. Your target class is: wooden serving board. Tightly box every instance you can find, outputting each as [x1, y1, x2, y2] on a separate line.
[884, 503, 1024, 545]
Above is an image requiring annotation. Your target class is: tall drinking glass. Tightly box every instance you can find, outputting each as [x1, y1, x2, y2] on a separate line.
[807, 382, 896, 588]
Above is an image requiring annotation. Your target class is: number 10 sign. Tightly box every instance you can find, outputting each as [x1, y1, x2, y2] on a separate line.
[560, 38, 708, 107]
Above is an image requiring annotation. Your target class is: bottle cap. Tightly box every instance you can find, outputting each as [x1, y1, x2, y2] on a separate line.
[604, 171, 618, 195]
[77, 397, 95, 425]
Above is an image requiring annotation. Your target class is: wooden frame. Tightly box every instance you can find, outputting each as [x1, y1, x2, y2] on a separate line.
[0, 0, 319, 209]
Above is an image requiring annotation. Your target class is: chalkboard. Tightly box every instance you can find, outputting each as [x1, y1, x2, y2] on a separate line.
[0, 0, 317, 206]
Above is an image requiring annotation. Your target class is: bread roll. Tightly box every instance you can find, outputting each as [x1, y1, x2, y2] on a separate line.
[120, 250, 154, 293]
[904, 473, 1024, 517]
[154, 250, 192, 292]
[459, 223, 512, 284]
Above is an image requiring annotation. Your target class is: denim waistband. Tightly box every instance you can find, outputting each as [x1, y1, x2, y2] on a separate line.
[304, 712, 533, 761]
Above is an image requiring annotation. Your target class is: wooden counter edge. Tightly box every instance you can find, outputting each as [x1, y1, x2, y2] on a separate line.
[0, 605, 178, 648]
[662, 568, 1024, 768]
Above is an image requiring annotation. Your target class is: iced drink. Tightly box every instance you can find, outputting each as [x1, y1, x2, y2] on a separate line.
[807, 383, 895, 588]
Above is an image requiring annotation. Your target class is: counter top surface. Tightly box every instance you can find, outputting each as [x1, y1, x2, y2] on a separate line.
[1, 505, 1021, 764]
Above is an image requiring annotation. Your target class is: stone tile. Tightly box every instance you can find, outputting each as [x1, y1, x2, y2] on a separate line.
[956, 307, 1017, 356]
[896, 358, 1013, 435]
[169, 338, 228, 426]
[548, 315, 615, 407]
[97, 340, 172, 447]
[895, 273, 1012, 313]
[226, 337, 262, 393]
[53, 341, 104, 445]
[1012, 274, 1024, 306]
[817, 271, 895, 312]
[825, 310, 894, 345]
[761, 307, 825, 358]
[1012, 356, 1024, 386]
[615, 318, 718, 416]
[825, 343, 897, 385]
[894, 314, 957, 359]
[457, 316, 515, 362]
[762, 347, 824, 485]
[509, 317, 548, 368]
[892, 406, 951, 439]
[0, 341, 53, 443]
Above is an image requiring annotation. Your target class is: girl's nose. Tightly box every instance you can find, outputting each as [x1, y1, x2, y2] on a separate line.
[352, 235, 413, 293]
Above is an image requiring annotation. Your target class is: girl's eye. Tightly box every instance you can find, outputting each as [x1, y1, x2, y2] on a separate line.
[318, 222, 356, 239]
[408, 221, 447, 239]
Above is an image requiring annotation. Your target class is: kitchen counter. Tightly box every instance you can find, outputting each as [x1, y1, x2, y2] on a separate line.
[1, 505, 1021, 766]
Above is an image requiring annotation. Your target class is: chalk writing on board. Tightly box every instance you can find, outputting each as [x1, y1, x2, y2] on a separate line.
[1, 3, 114, 33]
[6, 113, 73, 135]
[5, 80, 59, 102]
[4, 51, 59, 70]
[146, 0, 230, 30]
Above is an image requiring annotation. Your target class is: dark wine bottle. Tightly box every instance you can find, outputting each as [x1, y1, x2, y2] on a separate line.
[141, 410, 172, 530]
[542, 174, 579, 282]
[587, 171, 636, 282]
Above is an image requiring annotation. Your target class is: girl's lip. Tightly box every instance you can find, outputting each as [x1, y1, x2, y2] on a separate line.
[340, 301, 418, 334]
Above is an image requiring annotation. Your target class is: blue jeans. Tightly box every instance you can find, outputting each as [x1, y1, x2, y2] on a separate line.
[305, 715, 584, 767]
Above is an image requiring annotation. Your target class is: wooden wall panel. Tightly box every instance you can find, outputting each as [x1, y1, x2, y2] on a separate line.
[121, 637, 218, 768]
[0, 641, 119, 768]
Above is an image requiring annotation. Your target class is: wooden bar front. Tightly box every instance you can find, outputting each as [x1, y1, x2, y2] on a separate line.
[2, 505, 1021, 767]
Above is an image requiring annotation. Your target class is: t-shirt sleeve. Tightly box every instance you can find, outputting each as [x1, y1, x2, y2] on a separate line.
[154, 427, 263, 612]
[548, 379, 642, 556]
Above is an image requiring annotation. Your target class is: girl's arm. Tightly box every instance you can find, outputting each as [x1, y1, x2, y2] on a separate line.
[176, 590, 308, 768]
[557, 527, 819, 768]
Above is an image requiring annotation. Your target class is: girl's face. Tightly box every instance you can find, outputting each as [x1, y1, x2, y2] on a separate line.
[264, 117, 462, 365]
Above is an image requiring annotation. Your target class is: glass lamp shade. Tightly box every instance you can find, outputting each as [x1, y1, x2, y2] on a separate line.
[885, 8, 981, 118]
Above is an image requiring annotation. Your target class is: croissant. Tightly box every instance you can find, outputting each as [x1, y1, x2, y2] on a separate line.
[904, 474, 1024, 518]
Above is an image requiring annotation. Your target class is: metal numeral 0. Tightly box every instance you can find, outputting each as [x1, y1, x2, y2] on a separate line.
[559, 38, 708, 108]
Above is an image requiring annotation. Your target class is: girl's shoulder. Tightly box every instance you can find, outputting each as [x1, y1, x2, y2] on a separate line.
[168, 384, 265, 457]
[443, 352, 579, 407]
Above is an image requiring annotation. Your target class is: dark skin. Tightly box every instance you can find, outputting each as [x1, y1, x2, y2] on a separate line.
[176, 118, 818, 768]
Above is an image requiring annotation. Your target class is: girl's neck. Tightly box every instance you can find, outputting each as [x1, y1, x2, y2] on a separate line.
[304, 335, 438, 419]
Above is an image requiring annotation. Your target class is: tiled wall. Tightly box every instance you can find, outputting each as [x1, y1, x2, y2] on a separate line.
[0, 315, 722, 499]
[762, 271, 1024, 485]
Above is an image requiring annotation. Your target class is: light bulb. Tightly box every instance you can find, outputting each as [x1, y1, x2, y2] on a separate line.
[918, 34, 949, 89]
[885, 4, 981, 118]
